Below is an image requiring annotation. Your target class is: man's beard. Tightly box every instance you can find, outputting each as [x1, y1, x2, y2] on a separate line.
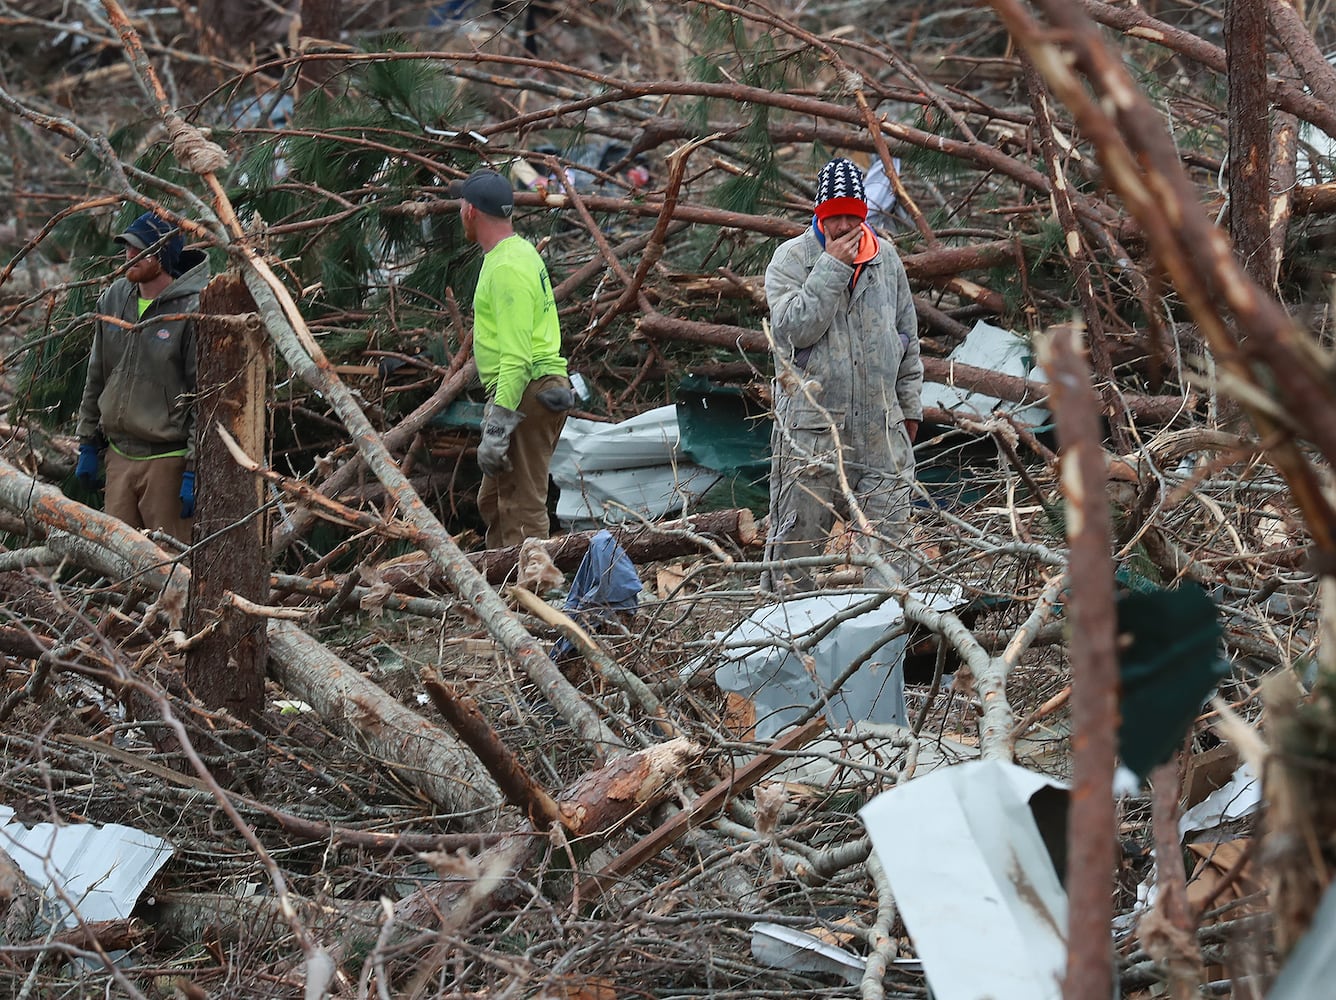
[127, 256, 164, 283]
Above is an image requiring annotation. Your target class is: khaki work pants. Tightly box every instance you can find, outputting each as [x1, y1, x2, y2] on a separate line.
[477, 374, 570, 549]
[105, 450, 191, 544]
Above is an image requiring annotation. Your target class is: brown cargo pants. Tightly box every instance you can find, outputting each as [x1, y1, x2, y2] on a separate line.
[105, 450, 192, 544]
[477, 374, 570, 549]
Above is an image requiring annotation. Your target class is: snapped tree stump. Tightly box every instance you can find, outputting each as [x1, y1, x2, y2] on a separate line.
[186, 270, 270, 721]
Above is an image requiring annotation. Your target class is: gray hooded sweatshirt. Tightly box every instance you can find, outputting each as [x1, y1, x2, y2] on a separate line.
[77, 248, 209, 462]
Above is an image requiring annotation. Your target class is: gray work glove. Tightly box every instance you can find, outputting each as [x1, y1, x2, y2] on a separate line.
[477, 403, 524, 477]
[536, 384, 576, 412]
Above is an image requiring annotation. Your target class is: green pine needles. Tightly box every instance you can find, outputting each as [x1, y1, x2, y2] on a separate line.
[228, 49, 483, 319]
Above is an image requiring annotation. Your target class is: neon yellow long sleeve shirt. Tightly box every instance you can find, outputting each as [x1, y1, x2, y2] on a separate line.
[472, 235, 567, 410]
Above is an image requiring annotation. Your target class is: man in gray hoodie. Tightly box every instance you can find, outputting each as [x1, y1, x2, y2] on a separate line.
[76, 212, 210, 543]
[763, 158, 923, 591]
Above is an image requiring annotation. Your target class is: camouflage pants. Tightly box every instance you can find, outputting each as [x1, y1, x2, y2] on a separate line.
[762, 421, 915, 593]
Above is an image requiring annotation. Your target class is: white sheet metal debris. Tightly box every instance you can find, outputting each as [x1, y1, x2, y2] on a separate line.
[749, 922, 924, 983]
[860, 760, 1068, 1000]
[553, 405, 680, 473]
[919, 319, 1051, 425]
[749, 922, 867, 984]
[553, 462, 721, 526]
[707, 588, 961, 741]
[550, 405, 721, 525]
[0, 804, 174, 926]
[1178, 760, 1260, 838]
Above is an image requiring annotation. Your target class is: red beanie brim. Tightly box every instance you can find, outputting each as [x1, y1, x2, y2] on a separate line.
[814, 196, 868, 221]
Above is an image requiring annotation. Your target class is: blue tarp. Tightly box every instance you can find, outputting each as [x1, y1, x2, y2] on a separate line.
[565, 530, 643, 613]
[552, 530, 643, 658]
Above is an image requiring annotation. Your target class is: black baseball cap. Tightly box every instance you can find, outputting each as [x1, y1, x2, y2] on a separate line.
[447, 169, 514, 218]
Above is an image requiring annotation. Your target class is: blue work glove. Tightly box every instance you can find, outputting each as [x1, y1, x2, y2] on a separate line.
[179, 470, 196, 518]
[75, 444, 101, 487]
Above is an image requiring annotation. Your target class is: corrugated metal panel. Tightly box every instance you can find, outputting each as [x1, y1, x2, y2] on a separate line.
[0, 805, 174, 926]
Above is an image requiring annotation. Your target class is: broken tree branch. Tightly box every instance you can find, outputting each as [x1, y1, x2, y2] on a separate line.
[1040, 322, 1118, 1000]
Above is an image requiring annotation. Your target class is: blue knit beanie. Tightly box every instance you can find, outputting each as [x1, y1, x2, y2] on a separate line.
[115, 212, 185, 277]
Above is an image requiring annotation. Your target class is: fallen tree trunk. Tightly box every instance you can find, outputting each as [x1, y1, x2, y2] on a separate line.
[0, 461, 503, 818]
[148, 891, 367, 949]
[150, 733, 702, 952]
[589, 715, 827, 896]
[266, 620, 504, 817]
[392, 733, 701, 935]
[423, 674, 564, 829]
[369, 509, 758, 590]
[634, 315, 1196, 425]
[0, 625, 51, 659]
[0, 456, 189, 622]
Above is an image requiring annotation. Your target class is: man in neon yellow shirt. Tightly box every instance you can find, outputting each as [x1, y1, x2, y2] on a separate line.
[451, 168, 574, 548]
[76, 211, 209, 543]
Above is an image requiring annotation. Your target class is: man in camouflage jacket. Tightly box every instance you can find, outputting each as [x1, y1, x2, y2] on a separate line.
[763, 158, 923, 591]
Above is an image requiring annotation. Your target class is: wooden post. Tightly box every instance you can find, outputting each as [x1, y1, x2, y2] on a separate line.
[186, 271, 269, 721]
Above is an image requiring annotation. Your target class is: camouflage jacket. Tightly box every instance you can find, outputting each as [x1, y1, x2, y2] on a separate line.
[765, 226, 922, 470]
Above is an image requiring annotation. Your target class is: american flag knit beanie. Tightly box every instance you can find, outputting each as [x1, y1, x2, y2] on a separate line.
[813, 157, 868, 222]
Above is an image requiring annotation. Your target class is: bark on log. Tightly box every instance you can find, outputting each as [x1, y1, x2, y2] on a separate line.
[43, 529, 138, 581]
[555, 736, 701, 837]
[1227, 0, 1274, 291]
[0, 421, 78, 482]
[266, 620, 504, 818]
[41, 918, 151, 953]
[392, 735, 700, 931]
[378, 508, 758, 590]
[1295, 181, 1336, 217]
[187, 271, 269, 720]
[422, 673, 563, 830]
[149, 891, 366, 948]
[0, 625, 51, 659]
[590, 716, 827, 896]
[921, 356, 1194, 426]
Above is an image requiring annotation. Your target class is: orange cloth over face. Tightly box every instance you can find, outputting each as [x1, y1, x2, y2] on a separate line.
[844, 222, 879, 290]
